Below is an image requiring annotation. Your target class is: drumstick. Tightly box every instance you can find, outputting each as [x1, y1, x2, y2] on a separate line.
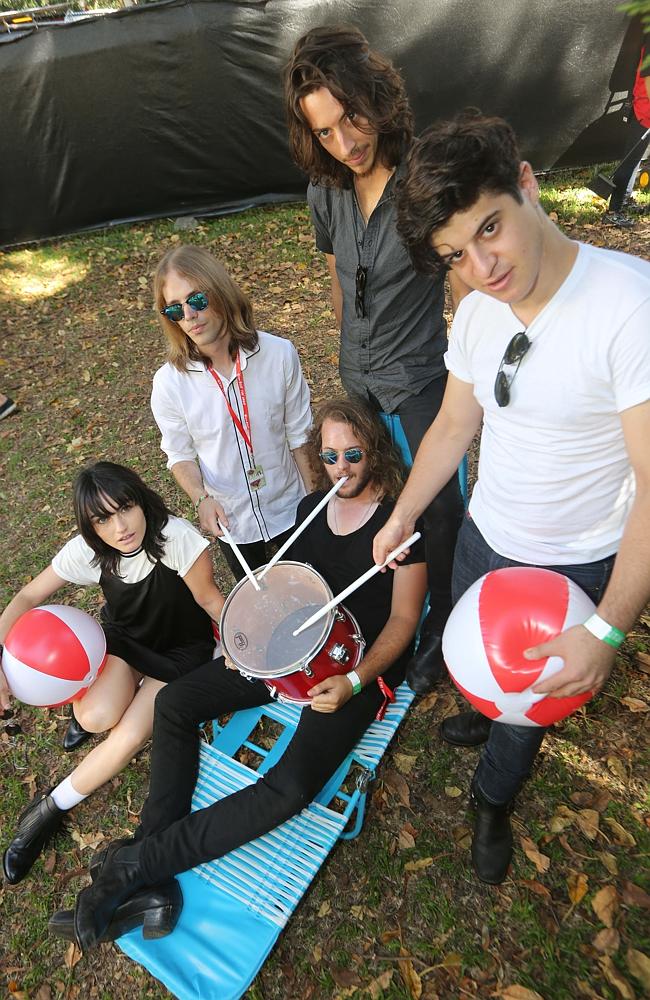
[292, 531, 421, 637]
[219, 523, 261, 592]
[256, 476, 349, 582]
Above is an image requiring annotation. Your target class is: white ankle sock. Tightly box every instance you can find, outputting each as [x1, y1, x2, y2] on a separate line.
[51, 776, 88, 811]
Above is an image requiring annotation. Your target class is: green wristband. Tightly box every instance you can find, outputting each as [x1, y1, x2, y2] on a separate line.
[346, 669, 362, 695]
[583, 613, 626, 650]
[194, 493, 209, 510]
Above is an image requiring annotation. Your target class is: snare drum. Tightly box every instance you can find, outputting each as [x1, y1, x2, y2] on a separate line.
[219, 561, 365, 705]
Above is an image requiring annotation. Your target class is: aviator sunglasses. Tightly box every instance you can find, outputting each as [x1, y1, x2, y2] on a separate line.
[494, 331, 531, 407]
[319, 447, 365, 465]
[160, 291, 209, 323]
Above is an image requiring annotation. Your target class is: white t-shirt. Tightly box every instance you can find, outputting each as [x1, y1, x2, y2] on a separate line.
[445, 242, 650, 564]
[52, 515, 209, 585]
[151, 331, 311, 544]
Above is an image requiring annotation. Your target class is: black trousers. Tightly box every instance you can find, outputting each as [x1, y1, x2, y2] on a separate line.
[385, 373, 464, 636]
[217, 527, 292, 583]
[136, 657, 389, 883]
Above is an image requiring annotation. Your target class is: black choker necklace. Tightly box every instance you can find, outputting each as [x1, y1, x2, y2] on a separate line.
[120, 546, 143, 558]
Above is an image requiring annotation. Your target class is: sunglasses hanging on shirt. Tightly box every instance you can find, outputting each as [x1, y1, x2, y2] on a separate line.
[494, 331, 531, 407]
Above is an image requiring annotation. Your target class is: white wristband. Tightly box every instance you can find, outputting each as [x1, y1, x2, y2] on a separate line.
[345, 669, 362, 695]
[582, 613, 625, 650]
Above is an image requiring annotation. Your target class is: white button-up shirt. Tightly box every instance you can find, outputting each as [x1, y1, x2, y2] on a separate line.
[151, 331, 311, 544]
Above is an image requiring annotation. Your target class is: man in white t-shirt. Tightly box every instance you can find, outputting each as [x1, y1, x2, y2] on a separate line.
[373, 112, 650, 884]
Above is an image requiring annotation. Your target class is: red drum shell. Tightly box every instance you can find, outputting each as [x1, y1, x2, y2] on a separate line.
[268, 603, 364, 705]
[219, 561, 365, 705]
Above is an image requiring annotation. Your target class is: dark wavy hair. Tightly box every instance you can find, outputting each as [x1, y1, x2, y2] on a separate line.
[397, 111, 523, 275]
[308, 397, 406, 500]
[284, 25, 413, 188]
[153, 245, 258, 372]
[74, 462, 171, 577]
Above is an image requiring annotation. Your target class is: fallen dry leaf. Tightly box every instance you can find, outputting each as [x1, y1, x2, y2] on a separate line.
[398, 826, 416, 850]
[64, 941, 82, 970]
[404, 857, 433, 873]
[330, 967, 362, 991]
[318, 901, 331, 917]
[384, 771, 411, 809]
[598, 956, 635, 1000]
[622, 880, 650, 908]
[367, 969, 394, 999]
[312, 944, 322, 963]
[398, 948, 422, 999]
[591, 885, 619, 927]
[620, 695, 649, 713]
[607, 757, 628, 782]
[452, 824, 472, 850]
[413, 691, 439, 714]
[597, 851, 619, 876]
[519, 878, 552, 900]
[626, 947, 650, 992]
[496, 985, 545, 1000]
[567, 872, 589, 905]
[394, 753, 417, 775]
[593, 927, 620, 955]
[635, 650, 650, 673]
[576, 809, 599, 841]
[520, 836, 551, 873]
[444, 786, 463, 798]
[604, 817, 636, 846]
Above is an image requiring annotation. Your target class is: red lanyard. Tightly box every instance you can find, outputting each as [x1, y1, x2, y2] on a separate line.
[207, 354, 253, 455]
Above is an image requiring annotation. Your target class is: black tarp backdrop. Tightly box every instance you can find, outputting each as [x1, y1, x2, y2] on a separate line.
[0, 0, 643, 248]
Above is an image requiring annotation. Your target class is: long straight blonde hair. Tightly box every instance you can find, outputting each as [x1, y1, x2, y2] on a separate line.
[153, 245, 258, 371]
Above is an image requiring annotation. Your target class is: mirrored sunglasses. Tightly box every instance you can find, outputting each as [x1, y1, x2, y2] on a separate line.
[160, 291, 209, 323]
[319, 447, 365, 465]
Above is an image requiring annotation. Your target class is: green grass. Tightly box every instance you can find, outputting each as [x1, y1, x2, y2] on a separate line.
[1, 174, 649, 1000]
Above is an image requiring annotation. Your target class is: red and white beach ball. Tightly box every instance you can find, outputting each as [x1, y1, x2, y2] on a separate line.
[2, 605, 106, 707]
[442, 568, 595, 727]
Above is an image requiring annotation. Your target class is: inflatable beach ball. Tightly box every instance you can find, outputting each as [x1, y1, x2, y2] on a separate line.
[2, 605, 106, 707]
[442, 567, 595, 727]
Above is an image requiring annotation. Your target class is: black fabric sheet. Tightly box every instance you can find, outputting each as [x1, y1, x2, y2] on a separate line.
[0, 0, 643, 247]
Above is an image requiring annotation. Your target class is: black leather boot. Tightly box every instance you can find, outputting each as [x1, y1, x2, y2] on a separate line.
[441, 710, 492, 747]
[469, 777, 514, 884]
[406, 623, 446, 694]
[3, 791, 65, 884]
[89, 837, 134, 881]
[63, 712, 92, 752]
[49, 879, 182, 944]
[72, 841, 148, 950]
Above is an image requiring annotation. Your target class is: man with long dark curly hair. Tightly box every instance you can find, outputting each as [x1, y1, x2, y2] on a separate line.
[284, 25, 466, 696]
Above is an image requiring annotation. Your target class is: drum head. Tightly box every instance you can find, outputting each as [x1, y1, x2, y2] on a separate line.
[220, 561, 334, 678]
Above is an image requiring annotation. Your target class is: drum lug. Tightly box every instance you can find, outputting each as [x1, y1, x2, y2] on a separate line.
[334, 608, 346, 622]
[303, 664, 314, 678]
[329, 642, 351, 665]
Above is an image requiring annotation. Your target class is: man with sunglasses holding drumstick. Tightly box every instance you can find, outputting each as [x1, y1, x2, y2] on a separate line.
[49, 399, 427, 949]
[284, 26, 467, 695]
[373, 112, 650, 884]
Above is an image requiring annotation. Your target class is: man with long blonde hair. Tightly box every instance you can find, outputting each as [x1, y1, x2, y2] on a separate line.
[151, 244, 315, 580]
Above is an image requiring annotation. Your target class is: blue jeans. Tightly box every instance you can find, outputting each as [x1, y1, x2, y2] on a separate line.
[452, 514, 615, 804]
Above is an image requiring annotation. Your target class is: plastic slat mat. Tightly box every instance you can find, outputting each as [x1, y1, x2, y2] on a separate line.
[117, 682, 414, 999]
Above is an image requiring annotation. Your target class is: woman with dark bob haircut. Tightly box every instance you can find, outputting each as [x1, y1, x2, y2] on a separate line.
[0, 462, 225, 935]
